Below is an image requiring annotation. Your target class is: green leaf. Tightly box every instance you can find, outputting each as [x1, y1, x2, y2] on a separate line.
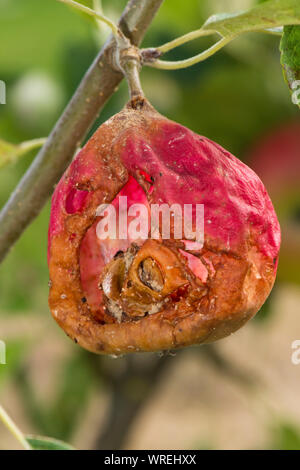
[0, 138, 46, 170]
[25, 435, 75, 450]
[280, 25, 300, 107]
[203, 0, 300, 37]
[272, 422, 300, 450]
[152, 0, 300, 70]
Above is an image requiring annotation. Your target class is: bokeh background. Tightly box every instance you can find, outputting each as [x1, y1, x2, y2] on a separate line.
[0, 0, 300, 450]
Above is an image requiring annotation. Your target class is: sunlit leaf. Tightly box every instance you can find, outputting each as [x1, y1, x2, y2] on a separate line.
[151, 0, 300, 70]
[25, 435, 75, 450]
[272, 422, 300, 450]
[203, 0, 300, 37]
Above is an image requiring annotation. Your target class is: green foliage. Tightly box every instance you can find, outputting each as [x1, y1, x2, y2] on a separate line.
[26, 435, 75, 450]
[60, 0, 102, 27]
[0, 0, 95, 75]
[281, 26, 300, 71]
[0, 0, 299, 450]
[280, 25, 300, 107]
[170, 62, 293, 156]
[0, 202, 50, 314]
[272, 422, 300, 450]
[203, 0, 300, 36]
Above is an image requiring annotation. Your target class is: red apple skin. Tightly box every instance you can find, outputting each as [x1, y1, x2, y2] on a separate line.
[48, 98, 280, 355]
[247, 121, 300, 285]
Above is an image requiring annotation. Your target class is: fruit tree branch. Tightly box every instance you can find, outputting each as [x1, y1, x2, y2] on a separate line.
[0, 0, 164, 263]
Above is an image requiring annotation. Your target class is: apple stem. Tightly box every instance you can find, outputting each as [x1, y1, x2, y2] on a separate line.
[123, 58, 144, 99]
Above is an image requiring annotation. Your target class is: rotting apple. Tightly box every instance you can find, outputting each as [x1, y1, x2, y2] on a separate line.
[247, 120, 300, 285]
[48, 98, 280, 355]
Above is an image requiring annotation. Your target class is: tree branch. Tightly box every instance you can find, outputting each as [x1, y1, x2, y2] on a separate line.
[0, 0, 164, 263]
[90, 353, 173, 450]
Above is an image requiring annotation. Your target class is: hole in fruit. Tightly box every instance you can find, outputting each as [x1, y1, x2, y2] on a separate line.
[138, 258, 164, 292]
[79, 176, 150, 314]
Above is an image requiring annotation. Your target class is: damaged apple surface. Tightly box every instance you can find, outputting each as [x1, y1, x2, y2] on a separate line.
[48, 98, 280, 355]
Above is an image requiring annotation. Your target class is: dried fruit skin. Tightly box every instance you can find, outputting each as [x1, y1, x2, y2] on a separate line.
[48, 99, 280, 355]
[247, 121, 300, 284]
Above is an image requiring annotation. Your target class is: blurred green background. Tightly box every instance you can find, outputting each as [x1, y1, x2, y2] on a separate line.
[0, 0, 300, 450]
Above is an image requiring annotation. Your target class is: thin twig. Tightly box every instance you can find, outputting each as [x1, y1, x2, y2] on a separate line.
[145, 36, 233, 70]
[123, 60, 144, 98]
[0, 0, 164, 263]
[147, 26, 283, 56]
[17, 138, 47, 153]
[57, 0, 120, 37]
[0, 404, 32, 450]
[156, 28, 217, 54]
[93, 0, 105, 32]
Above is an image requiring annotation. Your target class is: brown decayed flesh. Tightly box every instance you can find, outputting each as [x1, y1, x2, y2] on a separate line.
[48, 99, 280, 355]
